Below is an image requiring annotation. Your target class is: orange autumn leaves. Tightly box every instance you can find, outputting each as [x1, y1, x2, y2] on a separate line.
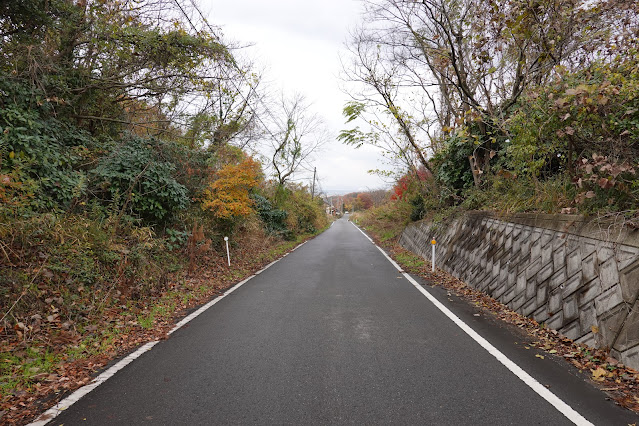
[201, 156, 262, 220]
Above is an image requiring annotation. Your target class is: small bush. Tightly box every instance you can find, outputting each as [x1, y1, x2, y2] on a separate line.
[252, 194, 291, 239]
[92, 135, 188, 224]
[409, 194, 426, 222]
[432, 133, 475, 199]
[271, 183, 328, 236]
[0, 77, 91, 211]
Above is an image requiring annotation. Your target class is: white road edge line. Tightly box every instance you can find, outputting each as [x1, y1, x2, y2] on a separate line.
[255, 261, 277, 274]
[290, 241, 307, 251]
[28, 240, 308, 426]
[27, 341, 159, 426]
[352, 222, 373, 243]
[167, 275, 254, 336]
[351, 222, 593, 426]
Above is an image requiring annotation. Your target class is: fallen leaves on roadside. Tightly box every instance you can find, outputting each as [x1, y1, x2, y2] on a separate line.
[592, 367, 609, 382]
[365, 233, 639, 415]
[1, 234, 318, 426]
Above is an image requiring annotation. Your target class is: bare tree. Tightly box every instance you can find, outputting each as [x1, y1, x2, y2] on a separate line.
[183, 57, 266, 151]
[364, 0, 612, 121]
[339, 26, 435, 176]
[366, 188, 390, 207]
[268, 93, 328, 187]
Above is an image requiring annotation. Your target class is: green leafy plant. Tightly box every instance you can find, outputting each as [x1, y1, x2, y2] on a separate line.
[432, 133, 475, 200]
[165, 228, 190, 251]
[575, 154, 638, 213]
[252, 194, 291, 238]
[0, 77, 91, 211]
[92, 135, 188, 224]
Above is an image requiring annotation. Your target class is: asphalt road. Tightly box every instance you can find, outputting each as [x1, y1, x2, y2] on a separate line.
[48, 216, 639, 425]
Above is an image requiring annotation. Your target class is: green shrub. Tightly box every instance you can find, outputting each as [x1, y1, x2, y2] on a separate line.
[164, 228, 190, 251]
[0, 77, 91, 210]
[91, 135, 188, 224]
[267, 183, 328, 238]
[252, 194, 291, 238]
[432, 133, 475, 199]
[507, 57, 639, 180]
[409, 194, 425, 221]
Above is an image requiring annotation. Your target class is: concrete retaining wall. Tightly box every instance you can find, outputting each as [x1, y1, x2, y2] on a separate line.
[399, 212, 639, 369]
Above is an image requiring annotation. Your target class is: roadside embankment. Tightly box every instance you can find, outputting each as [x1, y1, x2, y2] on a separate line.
[400, 212, 639, 370]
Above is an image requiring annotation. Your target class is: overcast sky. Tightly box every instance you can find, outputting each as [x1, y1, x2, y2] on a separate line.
[201, 0, 390, 194]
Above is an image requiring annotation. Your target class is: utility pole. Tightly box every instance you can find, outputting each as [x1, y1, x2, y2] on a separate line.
[311, 167, 316, 200]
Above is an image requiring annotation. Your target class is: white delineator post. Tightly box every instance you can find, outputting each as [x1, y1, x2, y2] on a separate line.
[224, 236, 230, 266]
[431, 239, 436, 272]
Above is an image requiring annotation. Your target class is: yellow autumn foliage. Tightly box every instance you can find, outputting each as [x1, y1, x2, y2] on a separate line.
[201, 156, 262, 220]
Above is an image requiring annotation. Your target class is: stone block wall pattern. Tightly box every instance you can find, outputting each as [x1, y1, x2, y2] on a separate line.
[399, 212, 639, 370]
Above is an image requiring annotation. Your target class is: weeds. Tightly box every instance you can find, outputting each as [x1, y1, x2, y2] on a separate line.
[352, 201, 411, 243]
[394, 252, 425, 271]
[137, 313, 155, 330]
[1, 206, 327, 424]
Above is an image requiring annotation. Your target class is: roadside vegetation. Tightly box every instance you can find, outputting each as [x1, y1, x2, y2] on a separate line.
[341, 0, 639, 226]
[1, 0, 328, 422]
